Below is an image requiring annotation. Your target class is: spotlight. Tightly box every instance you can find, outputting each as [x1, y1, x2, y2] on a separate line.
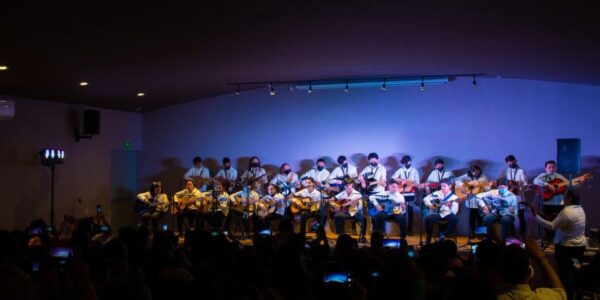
[40, 148, 65, 165]
[234, 84, 241, 96]
[79, 81, 89, 86]
[308, 81, 314, 94]
[419, 77, 425, 91]
[0, 65, 8, 71]
[269, 83, 276, 96]
[472, 74, 478, 87]
[137, 92, 145, 97]
[380, 79, 387, 91]
[344, 80, 349, 93]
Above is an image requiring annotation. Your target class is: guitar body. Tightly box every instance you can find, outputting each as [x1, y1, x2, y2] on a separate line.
[537, 178, 568, 201]
[399, 180, 417, 193]
[192, 176, 212, 189]
[135, 199, 156, 215]
[368, 199, 398, 216]
[455, 180, 491, 199]
[290, 197, 317, 215]
[176, 196, 197, 212]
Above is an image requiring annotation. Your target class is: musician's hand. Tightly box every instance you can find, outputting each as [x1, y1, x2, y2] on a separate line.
[482, 206, 490, 214]
[428, 205, 435, 210]
[508, 206, 515, 214]
[546, 183, 556, 193]
[376, 205, 383, 212]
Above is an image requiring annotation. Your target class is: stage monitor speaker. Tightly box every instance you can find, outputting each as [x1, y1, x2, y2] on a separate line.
[83, 109, 100, 135]
[557, 138, 581, 174]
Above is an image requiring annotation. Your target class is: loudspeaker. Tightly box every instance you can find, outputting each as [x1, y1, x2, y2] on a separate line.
[83, 109, 100, 135]
[557, 138, 581, 174]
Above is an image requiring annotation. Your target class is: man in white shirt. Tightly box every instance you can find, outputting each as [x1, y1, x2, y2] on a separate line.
[270, 163, 301, 196]
[359, 152, 387, 195]
[391, 155, 420, 235]
[183, 156, 212, 192]
[368, 181, 407, 239]
[498, 154, 528, 235]
[301, 158, 330, 188]
[333, 181, 366, 241]
[530, 189, 586, 295]
[174, 179, 203, 234]
[328, 155, 359, 193]
[423, 180, 459, 244]
[240, 156, 269, 196]
[136, 181, 169, 233]
[455, 165, 490, 237]
[214, 157, 238, 193]
[426, 158, 453, 192]
[476, 184, 518, 240]
[228, 186, 260, 239]
[293, 178, 325, 237]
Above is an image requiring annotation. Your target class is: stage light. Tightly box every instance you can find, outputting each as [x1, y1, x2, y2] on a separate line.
[234, 84, 241, 96]
[0, 65, 8, 71]
[380, 79, 387, 91]
[269, 83, 276, 96]
[137, 92, 145, 97]
[419, 77, 425, 91]
[79, 81, 89, 86]
[295, 76, 448, 91]
[40, 148, 65, 165]
[308, 81, 314, 94]
[472, 74, 478, 87]
[344, 80, 349, 93]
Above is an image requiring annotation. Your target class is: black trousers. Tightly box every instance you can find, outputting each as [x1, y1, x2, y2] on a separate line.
[373, 212, 407, 239]
[468, 208, 483, 234]
[299, 210, 326, 235]
[141, 211, 165, 233]
[226, 209, 256, 236]
[202, 210, 226, 230]
[177, 210, 197, 233]
[403, 195, 415, 234]
[542, 205, 564, 242]
[555, 244, 586, 297]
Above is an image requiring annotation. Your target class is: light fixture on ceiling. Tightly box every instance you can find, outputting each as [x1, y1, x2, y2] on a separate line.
[0, 65, 8, 71]
[308, 81, 314, 94]
[79, 81, 89, 86]
[269, 83, 276, 96]
[344, 80, 349, 93]
[234, 83, 241, 96]
[472, 74, 478, 87]
[380, 79, 387, 91]
[137, 92, 145, 97]
[419, 77, 425, 91]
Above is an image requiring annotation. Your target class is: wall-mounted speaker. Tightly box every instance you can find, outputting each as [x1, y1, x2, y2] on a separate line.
[83, 109, 100, 135]
[557, 138, 581, 174]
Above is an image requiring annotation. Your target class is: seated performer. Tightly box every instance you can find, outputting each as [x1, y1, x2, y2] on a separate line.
[201, 181, 230, 231]
[214, 157, 238, 193]
[228, 183, 260, 239]
[369, 181, 407, 239]
[426, 158, 453, 192]
[291, 178, 324, 236]
[261, 184, 286, 230]
[390, 155, 420, 235]
[455, 165, 491, 237]
[270, 163, 301, 196]
[333, 181, 366, 242]
[301, 158, 330, 188]
[475, 184, 518, 240]
[498, 154, 528, 235]
[183, 156, 211, 192]
[240, 156, 269, 196]
[174, 179, 203, 234]
[136, 181, 169, 233]
[423, 180, 459, 244]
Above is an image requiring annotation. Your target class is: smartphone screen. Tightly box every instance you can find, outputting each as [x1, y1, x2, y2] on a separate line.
[258, 229, 272, 236]
[323, 272, 351, 284]
[383, 239, 401, 248]
[162, 224, 168, 231]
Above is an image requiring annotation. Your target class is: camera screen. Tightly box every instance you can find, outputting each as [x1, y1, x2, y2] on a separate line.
[383, 239, 401, 248]
[323, 272, 350, 283]
[51, 247, 73, 258]
[258, 229, 272, 236]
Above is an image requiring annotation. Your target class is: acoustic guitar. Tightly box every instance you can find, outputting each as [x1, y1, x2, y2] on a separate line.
[454, 180, 494, 199]
[290, 197, 319, 215]
[537, 173, 593, 201]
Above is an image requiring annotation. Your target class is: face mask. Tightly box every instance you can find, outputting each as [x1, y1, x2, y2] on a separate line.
[436, 166, 444, 171]
[405, 163, 411, 168]
[251, 162, 259, 168]
[370, 162, 378, 167]
[224, 166, 231, 170]
[317, 166, 325, 171]
[509, 163, 517, 169]
[342, 163, 348, 168]
[499, 188, 508, 195]
[283, 169, 291, 175]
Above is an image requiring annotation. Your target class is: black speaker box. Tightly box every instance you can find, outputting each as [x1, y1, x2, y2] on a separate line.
[83, 109, 100, 135]
[557, 138, 581, 174]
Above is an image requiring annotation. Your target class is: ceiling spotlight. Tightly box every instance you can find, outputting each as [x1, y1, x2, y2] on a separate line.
[344, 80, 349, 93]
[79, 81, 89, 86]
[308, 81, 314, 94]
[419, 77, 425, 91]
[0, 65, 8, 71]
[234, 84, 241, 96]
[472, 74, 478, 87]
[269, 83, 276, 96]
[137, 92, 145, 97]
[380, 79, 387, 91]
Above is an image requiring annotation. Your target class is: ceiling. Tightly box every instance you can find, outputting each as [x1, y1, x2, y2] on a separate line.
[1, 1, 599, 111]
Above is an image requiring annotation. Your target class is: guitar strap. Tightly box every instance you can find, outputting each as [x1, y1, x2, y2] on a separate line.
[442, 192, 455, 204]
[438, 170, 445, 183]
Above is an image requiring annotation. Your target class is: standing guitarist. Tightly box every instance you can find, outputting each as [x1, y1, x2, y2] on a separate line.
[369, 181, 407, 239]
[240, 156, 269, 196]
[498, 154, 528, 235]
[270, 163, 301, 196]
[136, 181, 169, 233]
[214, 157, 237, 193]
[425, 159, 453, 193]
[301, 158, 330, 188]
[391, 155, 420, 235]
[328, 156, 358, 191]
[174, 179, 203, 235]
[333, 181, 365, 241]
[455, 165, 490, 238]
[183, 156, 212, 192]
[423, 180, 459, 244]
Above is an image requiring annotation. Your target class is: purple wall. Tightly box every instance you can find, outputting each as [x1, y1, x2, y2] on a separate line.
[140, 77, 600, 233]
[0, 98, 142, 230]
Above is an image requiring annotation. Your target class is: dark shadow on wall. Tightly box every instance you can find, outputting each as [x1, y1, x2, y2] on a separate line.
[150, 158, 188, 197]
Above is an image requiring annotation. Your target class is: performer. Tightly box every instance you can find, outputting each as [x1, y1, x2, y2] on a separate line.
[475, 184, 518, 240]
[498, 154, 528, 235]
[183, 156, 211, 191]
[455, 165, 490, 237]
[240, 156, 269, 196]
[533, 160, 571, 244]
[425, 158, 453, 192]
[292, 178, 324, 237]
[228, 184, 260, 239]
[359, 152, 387, 195]
[174, 179, 203, 234]
[301, 158, 330, 188]
[261, 184, 286, 230]
[332, 181, 366, 241]
[136, 181, 169, 233]
[214, 157, 238, 193]
[270, 163, 301, 196]
[369, 181, 407, 239]
[201, 181, 230, 231]
[390, 155, 420, 235]
[423, 180, 459, 244]
[328, 155, 359, 193]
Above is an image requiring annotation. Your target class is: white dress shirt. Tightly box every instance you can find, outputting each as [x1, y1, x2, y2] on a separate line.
[270, 172, 300, 193]
[499, 166, 527, 186]
[174, 188, 203, 210]
[240, 167, 269, 196]
[360, 164, 387, 193]
[215, 167, 238, 181]
[328, 165, 359, 182]
[424, 191, 459, 218]
[183, 166, 211, 191]
[536, 204, 586, 247]
[136, 192, 169, 212]
[391, 166, 420, 196]
[263, 193, 286, 216]
[335, 189, 363, 216]
[301, 168, 331, 186]
[426, 168, 453, 183]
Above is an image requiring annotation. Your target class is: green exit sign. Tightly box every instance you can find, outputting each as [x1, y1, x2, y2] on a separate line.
[123, 140, 132, 150]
